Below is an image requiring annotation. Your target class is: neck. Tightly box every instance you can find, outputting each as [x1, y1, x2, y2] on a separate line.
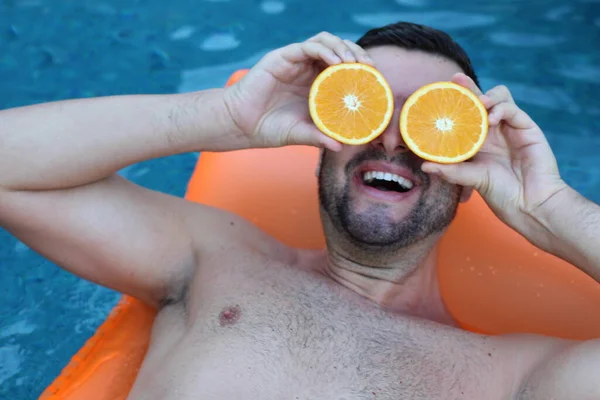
[319, 242, 456, 326]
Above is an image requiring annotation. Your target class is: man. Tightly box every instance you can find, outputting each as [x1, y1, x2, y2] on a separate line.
[1, 21, 599, 399]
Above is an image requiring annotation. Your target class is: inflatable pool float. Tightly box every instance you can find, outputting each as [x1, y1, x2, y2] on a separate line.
[40, 70, 600, 399]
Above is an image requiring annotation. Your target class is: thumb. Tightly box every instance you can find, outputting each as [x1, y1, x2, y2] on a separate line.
[421, 161, 487, 189]
[288, 121, 343, 152]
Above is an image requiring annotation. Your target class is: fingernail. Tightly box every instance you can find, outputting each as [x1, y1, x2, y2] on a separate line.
[345, 51, 354, 61]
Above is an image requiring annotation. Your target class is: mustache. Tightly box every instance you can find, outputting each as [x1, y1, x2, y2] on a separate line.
[344, 148, 428, 182]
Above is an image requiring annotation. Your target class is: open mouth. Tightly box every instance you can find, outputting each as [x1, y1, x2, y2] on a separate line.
[362, 171, 414, 193]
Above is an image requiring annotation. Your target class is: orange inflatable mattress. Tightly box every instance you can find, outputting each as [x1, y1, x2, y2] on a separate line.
[40, 70, 600, 399]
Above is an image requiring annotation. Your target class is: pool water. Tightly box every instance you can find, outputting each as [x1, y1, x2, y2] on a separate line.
[1, 0, 599, 397]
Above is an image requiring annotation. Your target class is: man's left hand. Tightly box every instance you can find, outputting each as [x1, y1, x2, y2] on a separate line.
[421, 73, 568, 238]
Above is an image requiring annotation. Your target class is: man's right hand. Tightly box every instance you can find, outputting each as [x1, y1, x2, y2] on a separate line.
[223, 32, 374, 151]
[0, 36, 376, 309]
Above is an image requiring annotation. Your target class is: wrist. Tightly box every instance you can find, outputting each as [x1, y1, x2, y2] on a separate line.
[170, 89, 251, 153]
[527, 181, 573, 234]
[524, 182, 580, 258]
[526, 184, 600, 280]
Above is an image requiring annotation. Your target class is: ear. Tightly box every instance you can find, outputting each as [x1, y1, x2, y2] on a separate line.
[315, 148, 324, 178]
[459, 186, 474, 203]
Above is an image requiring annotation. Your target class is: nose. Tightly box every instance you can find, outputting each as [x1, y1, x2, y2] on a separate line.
[370, 109, 409, 156]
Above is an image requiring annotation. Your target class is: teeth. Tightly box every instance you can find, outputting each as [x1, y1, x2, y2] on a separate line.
[362, 170, 414, 189]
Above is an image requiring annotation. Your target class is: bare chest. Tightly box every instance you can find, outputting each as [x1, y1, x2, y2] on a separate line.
[132, 259, 508, 400]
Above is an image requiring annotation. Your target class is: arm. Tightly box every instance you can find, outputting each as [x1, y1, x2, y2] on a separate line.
[421, 76, 600, 398]
[528, 186, 600, 282]
[517, 338, 600, 399]
[0, 90, 252, 307]
[519, 189, 600, 396]
[0, 90, 247, 192]
[0, 32, 366, 307]
[421, 76, 598, 281]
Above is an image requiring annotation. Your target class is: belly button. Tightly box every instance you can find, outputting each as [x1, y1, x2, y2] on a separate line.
[219, 305, 242, 327]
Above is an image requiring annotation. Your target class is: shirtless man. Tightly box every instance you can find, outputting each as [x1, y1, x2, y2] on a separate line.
[1, 22, 599, 399]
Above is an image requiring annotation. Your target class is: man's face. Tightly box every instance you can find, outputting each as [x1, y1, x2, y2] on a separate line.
[318, 46, 469, 250]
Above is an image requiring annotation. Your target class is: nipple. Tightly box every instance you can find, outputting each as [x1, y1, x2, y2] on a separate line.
[219, 305, 242, 327]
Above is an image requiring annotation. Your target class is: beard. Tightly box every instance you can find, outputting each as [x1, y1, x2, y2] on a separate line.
[318, 148, 462, 250]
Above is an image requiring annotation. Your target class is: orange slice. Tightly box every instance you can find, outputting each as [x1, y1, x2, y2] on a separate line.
[399, 82, 488, 164]
[309, 63, 394, 145]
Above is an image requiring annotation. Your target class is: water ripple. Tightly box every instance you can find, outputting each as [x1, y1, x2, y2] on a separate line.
[179, 51, 269, 93]
[556, 64, 600, 83]
[480, 78, 580, 113]
[353, 11, 496, 30]
[200, 33, 241, 51]
[260, 1, 285, 14]
[489, 32, 565, 47]
[395, 0, 428, 6]
[0, 320, 36, 339]
[170, 26, 196, 41]
[544, 6, 572, 21]
[0, 345, 22, 385]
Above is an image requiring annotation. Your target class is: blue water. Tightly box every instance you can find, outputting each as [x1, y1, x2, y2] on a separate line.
[0, 0, 599, 397]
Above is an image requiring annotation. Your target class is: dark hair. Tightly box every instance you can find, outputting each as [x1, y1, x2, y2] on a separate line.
[356, 22, 480, 88]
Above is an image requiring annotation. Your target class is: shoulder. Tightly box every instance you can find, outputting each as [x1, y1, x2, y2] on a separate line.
[493, 333, 595, 400]
[185, 202, 297, 262]
[515, 336, 600, 399]
[160, 200, 298, 306]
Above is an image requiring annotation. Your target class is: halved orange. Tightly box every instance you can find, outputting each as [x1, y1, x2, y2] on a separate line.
[309, 63, 394, 145]
[399, 82, 488, 164]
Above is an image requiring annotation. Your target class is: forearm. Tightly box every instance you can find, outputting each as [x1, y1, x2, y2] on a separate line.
[0, 89, 246, 191]
[530, 186, 600, 282]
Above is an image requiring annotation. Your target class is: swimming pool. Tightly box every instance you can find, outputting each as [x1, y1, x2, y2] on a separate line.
[0, 0, 599, 397]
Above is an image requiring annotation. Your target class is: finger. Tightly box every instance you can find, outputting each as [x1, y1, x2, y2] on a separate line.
[451, 73, 484, 97]
[289, 121, 343, 152]
[279, 42, 342, 65]
[343, 39, 374, 65]
[484, 85, 514, 108]
[421, 161, 487, 190]
[313, 59, 329, 72]
[318, 133, 344, 152]
[309, 32, 357, 63]
[301, 42, 343, 65]
[488, 102, 536, 129]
